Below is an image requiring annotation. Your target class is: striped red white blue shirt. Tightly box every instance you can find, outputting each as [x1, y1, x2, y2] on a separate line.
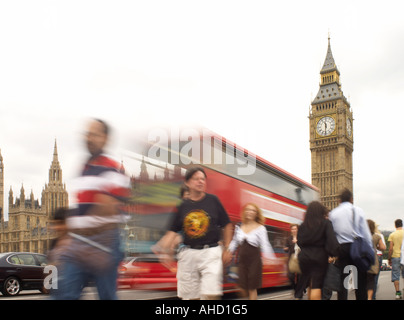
[67, 153, 131, 229]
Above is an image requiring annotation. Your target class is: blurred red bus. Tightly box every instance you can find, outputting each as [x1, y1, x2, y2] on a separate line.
[119, 127, 319, 291]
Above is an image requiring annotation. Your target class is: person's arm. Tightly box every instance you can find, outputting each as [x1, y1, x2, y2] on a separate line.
[258, 226, 276, 261]
[153, 204, 182, 256]
[213, 195, 233, 264]
[152, 231, 179, 270]
[153, 231, 180, 253]
[401, 239, 404, 266]
[388, 240, 394, 265]
[222, 223, 233, 266]
[325, 220, 340, 257]
[227, 225, 239, 254]
[94, 168, 131, 216]
[222, 223, 233, 248]
[377, 236, 386, 252]
[91, 193, 123, 216]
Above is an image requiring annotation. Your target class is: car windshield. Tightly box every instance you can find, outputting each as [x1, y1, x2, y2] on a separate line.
[36, 255, 48, 266]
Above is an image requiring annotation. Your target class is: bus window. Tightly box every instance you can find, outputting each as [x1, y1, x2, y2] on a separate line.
[204, 141, 318, 205]
[266, 226, 288, 254]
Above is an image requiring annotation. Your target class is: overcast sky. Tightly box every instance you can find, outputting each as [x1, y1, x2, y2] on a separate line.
[1, 0, 403, 231]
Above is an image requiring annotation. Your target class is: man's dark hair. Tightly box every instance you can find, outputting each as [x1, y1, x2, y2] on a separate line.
[94, 118, 110, 136]
[179, 184, 189, 198]
[184, 167, 207, 182]
[52, 207, 68, 221]
[339, 188, 353, 203]
[395, 219, 403, 228]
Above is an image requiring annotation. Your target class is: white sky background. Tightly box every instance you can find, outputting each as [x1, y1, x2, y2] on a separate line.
[0, 0, 403, 231]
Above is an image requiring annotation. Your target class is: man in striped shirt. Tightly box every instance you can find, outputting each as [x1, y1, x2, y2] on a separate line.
[55, 119, 130, 300]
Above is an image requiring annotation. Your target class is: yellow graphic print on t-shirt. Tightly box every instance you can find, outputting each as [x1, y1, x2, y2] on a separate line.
[183, 210, 210, 239]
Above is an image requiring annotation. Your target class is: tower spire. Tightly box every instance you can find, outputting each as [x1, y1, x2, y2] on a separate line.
[321, 35, 339, 75]
[312, 37, 343, 104]
[53, 139, 58, 161]
[49, 139, 62, 184]
[45, 140, 68, 218]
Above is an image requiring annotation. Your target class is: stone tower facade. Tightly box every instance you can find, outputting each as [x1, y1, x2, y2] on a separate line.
[42, 140, 69, 219]
[309, 38, 354, 210]
[0, 141, 69, 253]
[0, 150, 4, 226]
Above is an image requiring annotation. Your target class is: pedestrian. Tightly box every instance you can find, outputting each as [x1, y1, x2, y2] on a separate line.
[54, 118, 131, 300]
[367, 219, 386, 300]
[228, 203, 276, 300]
[297, 201, 339, 300]
[373, 224, 385, 300]
[47, 207, 70, 267]
[152, 184, 190, 259]
[155, 166, 233, 300]
[329, 189, 373, 300]
[284, 224, 306, 299]
[388, 219, 404, 299]
[180, 183, 190, 200]
[321, 209, 336, 300]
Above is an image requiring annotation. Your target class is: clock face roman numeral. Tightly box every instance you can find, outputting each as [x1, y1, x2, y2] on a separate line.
[316, 116, 335, 136]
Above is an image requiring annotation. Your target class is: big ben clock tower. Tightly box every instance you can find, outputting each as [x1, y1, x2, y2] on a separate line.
[309, 37, 353, 210]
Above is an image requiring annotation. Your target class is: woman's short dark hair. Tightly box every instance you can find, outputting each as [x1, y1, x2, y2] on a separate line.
[184, 167, 207, 182]
[52, 207, 68, 221]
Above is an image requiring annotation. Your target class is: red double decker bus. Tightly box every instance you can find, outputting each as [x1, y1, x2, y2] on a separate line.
[118, 127, 319, 291]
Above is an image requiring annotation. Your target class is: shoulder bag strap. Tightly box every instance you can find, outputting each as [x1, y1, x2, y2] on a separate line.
[352, 207, 358, 238]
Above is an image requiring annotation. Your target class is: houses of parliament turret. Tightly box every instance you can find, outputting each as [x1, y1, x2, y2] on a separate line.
[0, 141, 69, 253]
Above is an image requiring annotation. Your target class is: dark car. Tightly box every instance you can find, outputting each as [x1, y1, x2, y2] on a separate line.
[0, 252, 48, 296]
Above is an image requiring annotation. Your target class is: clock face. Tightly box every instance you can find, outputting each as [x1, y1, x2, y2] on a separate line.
[346, 118, 352, 137]
[316, 116, 335, 136]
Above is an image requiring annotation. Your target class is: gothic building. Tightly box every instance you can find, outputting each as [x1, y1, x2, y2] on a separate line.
[309, 37, 354, 210]
[0, 141, 69, 253]
[0, 151, 4, 227]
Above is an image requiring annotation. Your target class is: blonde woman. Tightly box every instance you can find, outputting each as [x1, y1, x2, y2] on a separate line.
[228, 203, 276, 299]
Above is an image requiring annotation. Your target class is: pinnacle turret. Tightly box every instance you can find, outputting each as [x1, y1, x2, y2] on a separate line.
[320, 36, 340, 75]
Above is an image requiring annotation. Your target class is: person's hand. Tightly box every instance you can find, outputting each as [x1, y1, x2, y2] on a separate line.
[160, 253, 177, 273]
[151, 243, 163, 255]
[328, 256, 337, 264]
